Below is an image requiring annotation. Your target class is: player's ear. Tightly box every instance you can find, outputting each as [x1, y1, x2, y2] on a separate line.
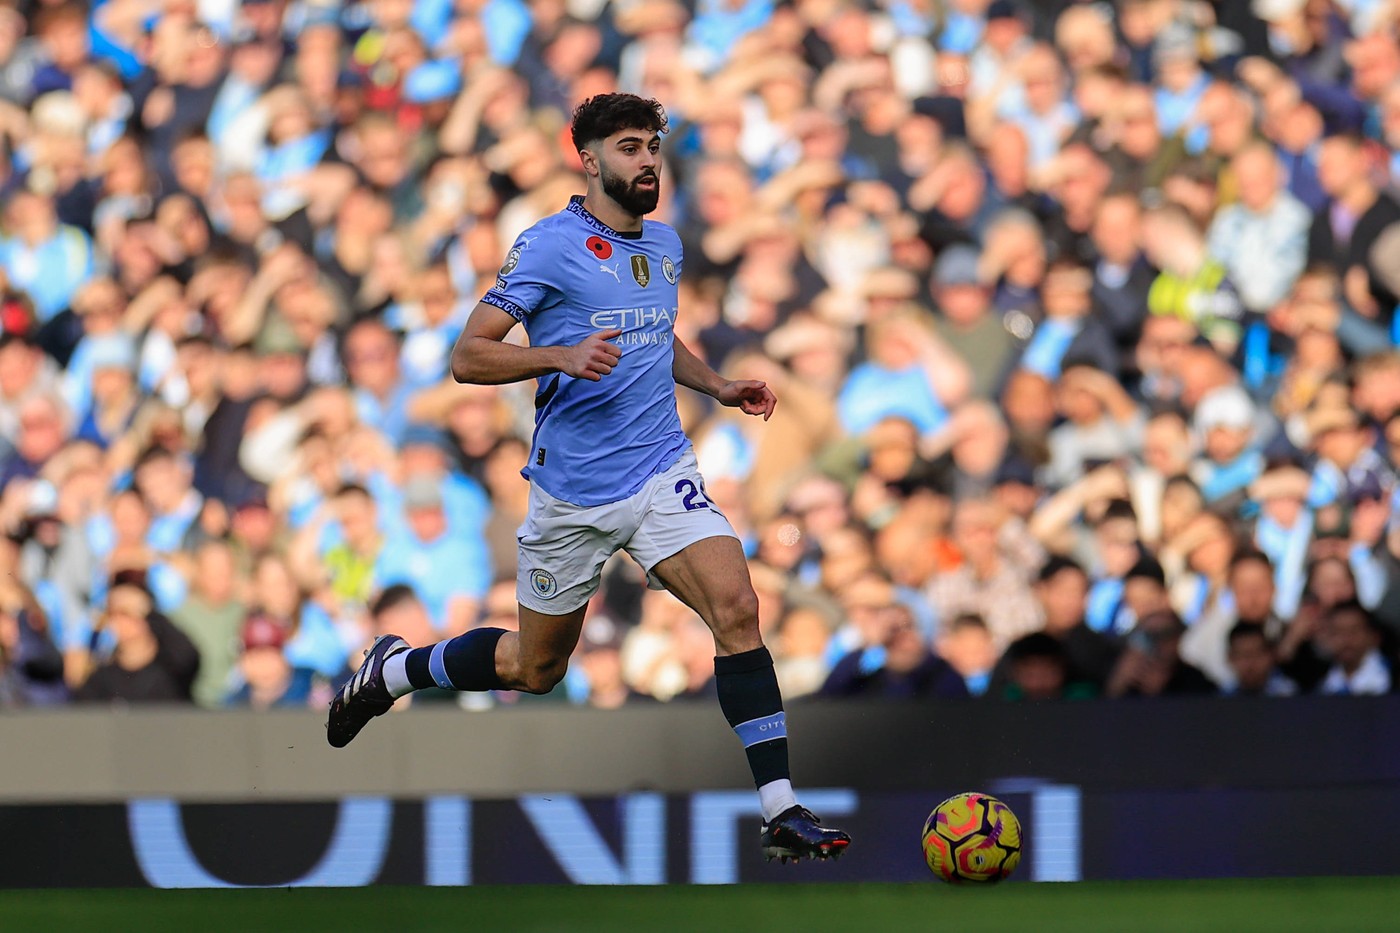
[578, 146, 599, 177]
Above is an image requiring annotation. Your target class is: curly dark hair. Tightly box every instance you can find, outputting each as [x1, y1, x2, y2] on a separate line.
[570, 94, 668, 151]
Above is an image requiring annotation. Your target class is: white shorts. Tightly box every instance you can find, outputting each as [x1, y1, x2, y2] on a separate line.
[515, 450, 738, 614]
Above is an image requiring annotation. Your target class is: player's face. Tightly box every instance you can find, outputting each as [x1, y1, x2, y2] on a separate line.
[594, 129, 661, 216]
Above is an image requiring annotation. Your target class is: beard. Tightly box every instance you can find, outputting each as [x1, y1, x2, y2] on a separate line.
[601, 162, 660, 216]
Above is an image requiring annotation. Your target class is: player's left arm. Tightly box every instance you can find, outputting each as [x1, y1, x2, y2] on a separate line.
[672, 337, 776, 421]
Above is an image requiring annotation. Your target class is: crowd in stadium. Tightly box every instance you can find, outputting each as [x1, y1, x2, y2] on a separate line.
[2, 0, 1400, 709]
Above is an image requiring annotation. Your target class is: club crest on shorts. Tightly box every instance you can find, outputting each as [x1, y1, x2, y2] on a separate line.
[500, 247, 522, 276]
[662, 255, 676, 285]
[631, 255, 650, 287]
[530, 569, 558, 599]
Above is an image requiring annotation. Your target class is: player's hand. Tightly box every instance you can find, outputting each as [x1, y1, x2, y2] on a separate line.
[717, 379, 777, 420]
[562, 329, 623, 381]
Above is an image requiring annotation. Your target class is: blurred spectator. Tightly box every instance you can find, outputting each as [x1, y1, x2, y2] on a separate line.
[1317, 599, 1392, 695]
[1088, 193, 1154, 356]
[1227, 550, 1287, 641]
[999, 632, 1081, 701]
[75, 584, 199, 703]
[1044, 366, 1143, 490]
[935, 612, 997, 696]
[927, 497, 1042, 650]
[291, 483, 384, 616]
[170, 540, 245, 708]
[580, 614, 659, 709]
[1225, 622, 1298, 698]
[773, 602, 834, 699]
[0, 574, 65, 706]
[1030, 554, 1114, 686]
[0, 190, 93, 325]
[226, 612, 316, 709]
[989, 556, 1118, 695]
[1206, 142, 1312, 313]
[1018, 259, 1119, 379]
[928, 244, 1016, 400]
[1168, 510, 1240, 687]
[820, 601, 967, 699]
[1142, 202, 1245, 355]
[837, 306, 968, 436]
[1309, 133, 1400, 316]
[377, 476, 490, 635]
[345, 319, 414, 446]
[1121, 554, 1173, 633]
[1105, 609, 1217, 699]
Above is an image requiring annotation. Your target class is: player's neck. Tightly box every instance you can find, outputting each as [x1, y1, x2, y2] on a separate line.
[582, 190, 643, 235]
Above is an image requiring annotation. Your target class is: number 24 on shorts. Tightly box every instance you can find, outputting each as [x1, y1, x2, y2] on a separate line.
[675, 479, 711, 511]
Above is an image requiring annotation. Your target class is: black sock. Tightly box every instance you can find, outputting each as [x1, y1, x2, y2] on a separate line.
[714, 645, 791, 788]
[405, 628, 507, 691]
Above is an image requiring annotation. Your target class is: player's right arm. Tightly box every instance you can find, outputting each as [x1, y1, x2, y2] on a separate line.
[450, 303, 623, 385]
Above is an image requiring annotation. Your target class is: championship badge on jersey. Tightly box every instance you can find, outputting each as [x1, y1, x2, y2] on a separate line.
[501, 247, 521, 276]
[631, 255, 650, 287]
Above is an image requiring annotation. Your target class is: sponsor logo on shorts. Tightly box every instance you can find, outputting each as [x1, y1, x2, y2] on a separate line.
[662, 255, 676, 285]
[530, 569, 558, 599]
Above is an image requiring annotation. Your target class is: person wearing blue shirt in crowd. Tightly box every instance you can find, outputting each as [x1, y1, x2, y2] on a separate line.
[388, 263, 473, 389]
[345, 318, 415, 446]
[369, 423, 492, 541]
[838, 307, 967, 437]
[1192, 387, 1265, 508]
[0, 191, 93, 324]
[375, 477, 491, 637]
[1018, 259, 1119, 380]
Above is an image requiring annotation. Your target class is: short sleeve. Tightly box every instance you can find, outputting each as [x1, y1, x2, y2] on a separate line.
[480, 230, 557, 322]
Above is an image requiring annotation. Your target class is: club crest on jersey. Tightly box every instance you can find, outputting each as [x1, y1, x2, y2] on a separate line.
[662, 256, 676, 285]
[530, 569, 558, 599]
[500, 247, 522, 276]
[631, 255, 650, 287]
[586, 235, 613, 260]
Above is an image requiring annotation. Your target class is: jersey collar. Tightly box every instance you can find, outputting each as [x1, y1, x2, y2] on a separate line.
[567, 195, 643, 240]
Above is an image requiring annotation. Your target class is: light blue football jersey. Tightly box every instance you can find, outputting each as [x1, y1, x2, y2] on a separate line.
[481, 195, 689, 507]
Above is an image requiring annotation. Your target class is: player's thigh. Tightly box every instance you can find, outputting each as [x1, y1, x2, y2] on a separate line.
[515, 602, 589, 669]
[647, 533, 759, 639]
[627, 458, 758, 652]
[516, 486, 621, 620]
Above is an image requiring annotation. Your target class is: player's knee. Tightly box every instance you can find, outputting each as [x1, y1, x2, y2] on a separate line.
[520, 658, 568, 695]
[710, 587, 761, 646]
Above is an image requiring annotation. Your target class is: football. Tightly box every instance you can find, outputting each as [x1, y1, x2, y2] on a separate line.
[922, 792, 1023, 883]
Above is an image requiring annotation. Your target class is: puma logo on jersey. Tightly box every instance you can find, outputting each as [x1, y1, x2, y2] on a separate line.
[599, 262, 621, 283]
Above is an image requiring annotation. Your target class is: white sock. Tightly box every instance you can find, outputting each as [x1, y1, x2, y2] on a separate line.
[382, 653, 414, 699]
[758, 779, 798, 823]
